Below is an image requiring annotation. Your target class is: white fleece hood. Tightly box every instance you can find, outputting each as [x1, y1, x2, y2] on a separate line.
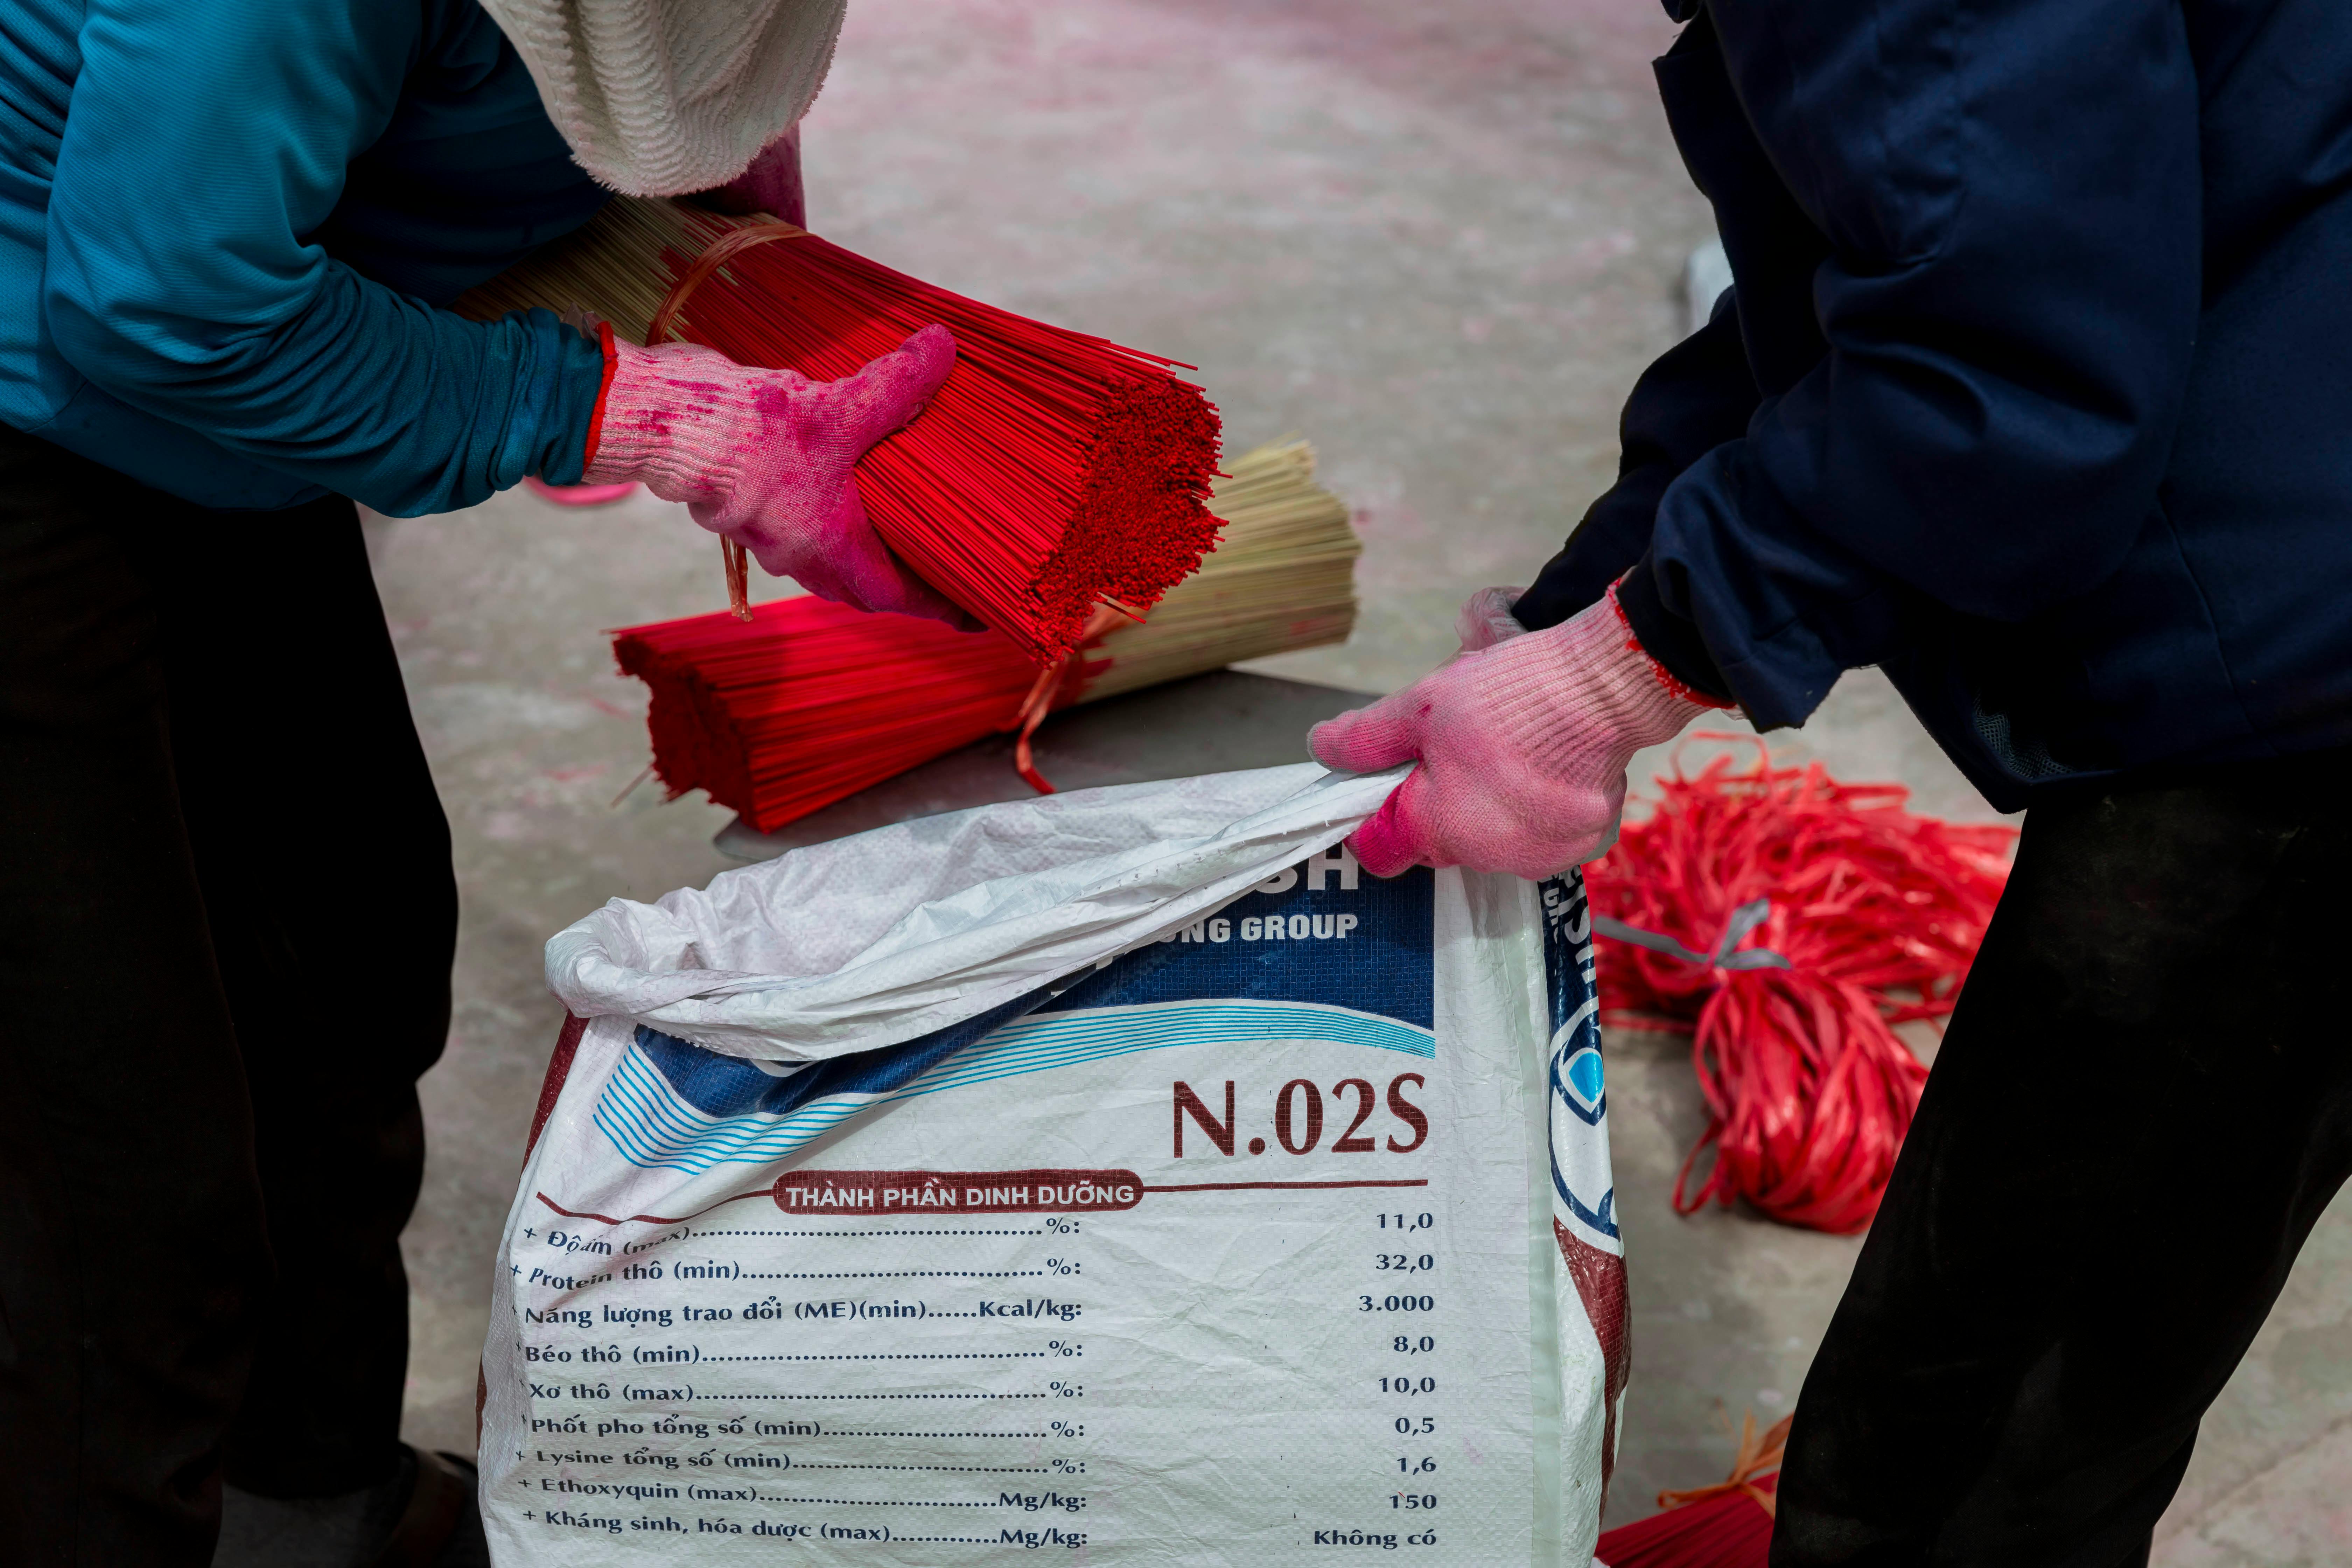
[480, 0, 846, 197]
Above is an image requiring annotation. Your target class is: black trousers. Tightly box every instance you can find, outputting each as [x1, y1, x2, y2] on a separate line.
[1774, 749, 2352, 1566]
[0, 426, 457, 1563]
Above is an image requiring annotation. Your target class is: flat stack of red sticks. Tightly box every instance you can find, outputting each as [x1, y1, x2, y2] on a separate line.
[611, 438, 1359, 833]
[457, 196, 1223, 660]
[1592, 1412, 1789, 1568]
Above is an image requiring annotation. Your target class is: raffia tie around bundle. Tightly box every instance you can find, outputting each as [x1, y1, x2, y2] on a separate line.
[1595, 897, 1791, 976]
[1656, 1410, 1793, 1521]
[1002, 602, 1141, 793]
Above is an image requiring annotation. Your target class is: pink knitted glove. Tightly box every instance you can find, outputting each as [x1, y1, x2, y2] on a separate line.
[585, 323, 967, 623]
[1308, 586, 1722, 878]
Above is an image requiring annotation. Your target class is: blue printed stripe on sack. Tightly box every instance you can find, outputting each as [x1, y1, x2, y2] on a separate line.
[601, 1000, 1434, 1174]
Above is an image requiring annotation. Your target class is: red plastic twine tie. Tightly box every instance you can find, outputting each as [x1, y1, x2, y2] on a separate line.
[1006, 603, 1129, 793]
[645, 221, 812, 622]
[646, 220, 810, 346]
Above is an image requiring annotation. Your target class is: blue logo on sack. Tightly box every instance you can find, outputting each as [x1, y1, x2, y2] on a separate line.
[1554, 1045, 1605, 1126]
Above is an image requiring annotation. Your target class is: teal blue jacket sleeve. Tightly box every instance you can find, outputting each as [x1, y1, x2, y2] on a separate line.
[41, 0, 604, 516]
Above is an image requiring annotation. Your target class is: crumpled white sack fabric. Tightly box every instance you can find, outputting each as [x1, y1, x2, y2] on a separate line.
[546, 763, 1405, 1061]
[479, 0, 844, 196]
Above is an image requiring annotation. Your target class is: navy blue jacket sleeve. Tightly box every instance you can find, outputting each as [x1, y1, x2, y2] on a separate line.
[42, 0, 603, 516]
[1625, 0, 2204, 727]
[1514, 289, 1757, 659]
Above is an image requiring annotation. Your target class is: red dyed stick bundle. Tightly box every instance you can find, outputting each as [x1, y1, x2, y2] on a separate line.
[458, 198, 1222, 660]
[617, 596, 1041, 830]
[1594, 1480, 1774, 1568]
[612, 438, 1359, 833]
[1584, 741, 2016, 1234]
[1593, 1413, 1787, 1568]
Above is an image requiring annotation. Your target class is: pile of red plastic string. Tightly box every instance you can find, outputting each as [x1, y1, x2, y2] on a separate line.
[653, 212, 1224, 659]
[1583, 740, 2016, 1234]
[1594, 1413, 1787, 1568]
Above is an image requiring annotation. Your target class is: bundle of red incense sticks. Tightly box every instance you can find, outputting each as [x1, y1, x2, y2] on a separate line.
[457, 197, 1223, 661]
[616, 596, 1037, 831]
[1593, 1413, 1788, 1568]
[612, 438, 1359, 833]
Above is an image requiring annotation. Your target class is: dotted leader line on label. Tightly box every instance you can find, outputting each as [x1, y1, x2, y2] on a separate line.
[707, 1352, 1046, 1362]
[710, 1392, 1051, 1400]
[766, 1495, 997, 1508]
[743, 1270, 1048, 1280]
[828, 1438, 1049, 1448]
[792, 1463, 1048, 1474]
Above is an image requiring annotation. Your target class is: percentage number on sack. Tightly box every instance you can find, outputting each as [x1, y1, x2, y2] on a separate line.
[1379, 1377, 1436, 1395]
[1392, 1336, 1436, 1354]
[1378, 1213, 1436, 1231]
[1376, 1254, 1436, 1273]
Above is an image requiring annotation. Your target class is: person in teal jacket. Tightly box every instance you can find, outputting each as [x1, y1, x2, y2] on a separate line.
[10, 1, 608, 513]
[0, 2, 961, 1563]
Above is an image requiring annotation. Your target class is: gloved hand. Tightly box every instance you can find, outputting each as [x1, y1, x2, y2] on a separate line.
[1308, 585, 1721, 878]
[584, 323, 970, 624]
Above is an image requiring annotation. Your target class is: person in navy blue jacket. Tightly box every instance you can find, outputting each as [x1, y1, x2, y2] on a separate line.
[1310, 0, 2352, 1560]
[0, 1, 965, 1563]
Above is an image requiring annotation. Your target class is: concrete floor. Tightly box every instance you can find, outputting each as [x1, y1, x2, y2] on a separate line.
[382, 0, 2352, 1558]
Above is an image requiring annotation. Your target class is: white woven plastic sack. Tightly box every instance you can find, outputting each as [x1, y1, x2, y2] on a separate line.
[483, 764, 1628, 1565]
